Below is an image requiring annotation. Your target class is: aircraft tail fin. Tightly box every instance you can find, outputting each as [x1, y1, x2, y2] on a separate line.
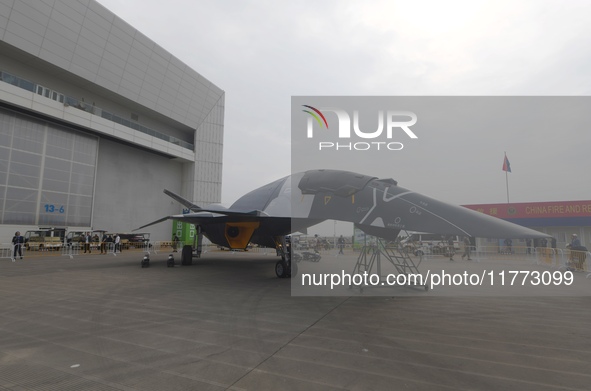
[163, 189, 202, 212]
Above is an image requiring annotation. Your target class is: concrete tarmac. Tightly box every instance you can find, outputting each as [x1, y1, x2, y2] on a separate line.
[0, 250, 590, 390]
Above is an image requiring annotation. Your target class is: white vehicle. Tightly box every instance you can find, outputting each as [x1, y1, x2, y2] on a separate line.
[24, 228, 66, 251]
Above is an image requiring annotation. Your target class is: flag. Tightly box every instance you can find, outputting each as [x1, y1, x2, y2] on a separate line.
[502, 154, 511, 173]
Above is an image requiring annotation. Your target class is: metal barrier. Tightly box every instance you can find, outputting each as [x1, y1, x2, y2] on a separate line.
[561, 249, 588, 273]
[471, 245, 537, 263]
[61, 244, 80, 259]
[99, 241, 150, 256]
[531, 247, 589, 274]
[1, 243, 18, 261]
[122, 241, 151, 253]
[422, 245, 590, 278]
[247, 246, 272, 255]
[3, 243, 26, 261]
[532, 247, 561, 268]
[105, 242, 117, 256]
[152, 241, 183, 254]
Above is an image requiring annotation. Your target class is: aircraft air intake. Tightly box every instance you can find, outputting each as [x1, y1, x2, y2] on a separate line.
[224, 222, 260, 249]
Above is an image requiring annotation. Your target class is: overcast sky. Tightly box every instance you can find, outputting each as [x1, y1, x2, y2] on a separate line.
[97, 0, 591, 223]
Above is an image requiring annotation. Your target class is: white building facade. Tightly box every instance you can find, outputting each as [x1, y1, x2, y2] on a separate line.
[0, 0, 224, 241]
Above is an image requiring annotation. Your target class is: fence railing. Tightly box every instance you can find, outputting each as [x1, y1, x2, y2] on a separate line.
[457, 245, 589, 275]
[61, 244, 79, 259]
[399, 244, 588, 270]
[0, 244, 25, 261]
[152, 241, 183, 254]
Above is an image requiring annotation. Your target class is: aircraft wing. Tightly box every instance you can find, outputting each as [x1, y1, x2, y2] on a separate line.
[136, 211, 265, 230]
[136, 210, 301, 249]
[135, 215, 180, 231]
[163, 189, 265, 216]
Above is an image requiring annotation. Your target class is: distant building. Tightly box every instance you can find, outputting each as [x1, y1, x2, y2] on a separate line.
[0, 0, 224, 240]
[463, 200, 591, 249]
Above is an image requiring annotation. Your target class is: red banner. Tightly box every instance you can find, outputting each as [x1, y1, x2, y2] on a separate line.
[463, 200, 591, 219]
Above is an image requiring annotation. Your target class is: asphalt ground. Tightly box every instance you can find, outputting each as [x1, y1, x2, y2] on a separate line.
[0, 249, 590, 390]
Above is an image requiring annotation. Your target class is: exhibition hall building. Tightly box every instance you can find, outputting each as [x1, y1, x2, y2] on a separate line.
[0, 0, 224, 242]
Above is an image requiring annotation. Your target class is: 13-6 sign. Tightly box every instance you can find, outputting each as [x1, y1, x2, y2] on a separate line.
[44, 204, 65, 213]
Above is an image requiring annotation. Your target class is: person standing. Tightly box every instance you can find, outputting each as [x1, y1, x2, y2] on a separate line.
[173, 235, 179, 252]
[313, 234, 320, 253]
[105, 234, 114, 253]
[539, 237, 548, 248]
[461, 236, 472, 260]
[114, 233, 121, 253]
[84, 232, 91, 253]
[447, 236, 455, 261]
[100, 234, 107, 254]
[337, 235, 345, 254]
[503, 238, 513, 254]
[12, 231, 24, 260]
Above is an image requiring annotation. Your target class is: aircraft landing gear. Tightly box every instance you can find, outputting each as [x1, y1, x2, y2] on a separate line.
[275, 235, 297, 278]
[275, 258, 298, 278]
[181, 245, 193, 265]
[275, 260, 289, 278]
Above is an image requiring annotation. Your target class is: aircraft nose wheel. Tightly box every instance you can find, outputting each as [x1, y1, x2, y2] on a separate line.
[275, 260, 288, 278]
[275, 260, 297, 278]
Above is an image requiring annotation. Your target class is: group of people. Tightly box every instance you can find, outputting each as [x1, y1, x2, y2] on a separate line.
[82, 232, 121, 254]
[75, 232, 123, 254]
[9, 231, 124, 259]
[80, 232, 121, 254]
[102, 233, 121, 254]
[311, 234, 347, 254]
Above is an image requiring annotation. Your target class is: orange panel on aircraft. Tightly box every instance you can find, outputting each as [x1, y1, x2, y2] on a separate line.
[224, 222, 260, 249]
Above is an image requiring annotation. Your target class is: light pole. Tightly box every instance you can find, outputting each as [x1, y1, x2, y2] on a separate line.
[333, 220, 337, 249]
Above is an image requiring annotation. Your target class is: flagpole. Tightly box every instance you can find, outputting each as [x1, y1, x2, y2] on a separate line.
[505, 169, 510, 203]
[504, 151, 510, 203]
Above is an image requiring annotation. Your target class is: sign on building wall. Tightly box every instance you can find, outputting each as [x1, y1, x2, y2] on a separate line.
[463, 200, 591, 226]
